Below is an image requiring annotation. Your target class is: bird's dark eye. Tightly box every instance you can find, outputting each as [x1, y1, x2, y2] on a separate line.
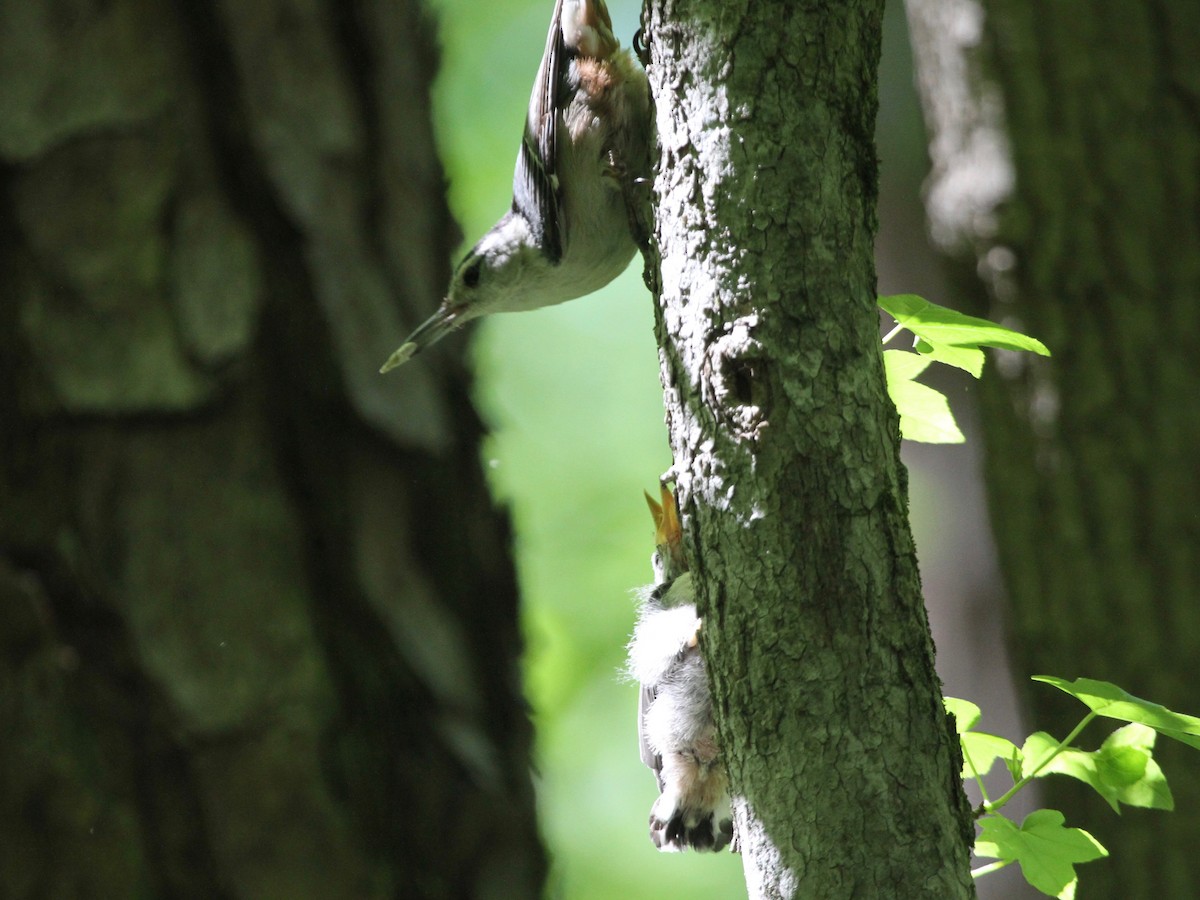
[461, 258, 483, 289]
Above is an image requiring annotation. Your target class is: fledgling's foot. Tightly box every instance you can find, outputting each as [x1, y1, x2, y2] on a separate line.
[648, 787, 734, 852]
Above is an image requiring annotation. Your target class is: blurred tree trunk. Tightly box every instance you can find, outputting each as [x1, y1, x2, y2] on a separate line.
[0, 2, 544, 898]
[643, 0, 976, 896]
[907, 0, 1200, 895]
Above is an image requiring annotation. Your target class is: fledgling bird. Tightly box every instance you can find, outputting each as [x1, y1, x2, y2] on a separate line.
[627, 487, 733, 852]
[380, 0, 651, 372]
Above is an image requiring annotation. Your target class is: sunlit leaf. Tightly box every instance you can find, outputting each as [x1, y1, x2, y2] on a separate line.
[883, 350, 964, 444]
[1021, 732, 1120, 812]
[879, 294, 1050, 358]
[884, 348, 933, 380]
[945, 697, 982, 733]
[914, 336, 986, 377]
[1020, 724, 1173, 813]
[1100, 725, 1173, 811]
[975, 810, 1107, 898]
[1096, 745, 1147, 789]
[945, 698, 1021, 780]
[1034, 677, 1200, 750]
[962, 732, 1021, 781]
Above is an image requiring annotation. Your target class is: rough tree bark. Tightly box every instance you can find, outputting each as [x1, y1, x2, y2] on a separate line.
[0, 2, 543, 898]
[906, 0, 1200, 896]
[642, 1, 976, 896]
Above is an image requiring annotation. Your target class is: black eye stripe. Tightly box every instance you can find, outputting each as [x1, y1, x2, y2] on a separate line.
[462, 258, 483, 289]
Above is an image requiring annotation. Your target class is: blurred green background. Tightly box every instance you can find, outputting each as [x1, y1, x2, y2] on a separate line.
[425, 1, 964, 897]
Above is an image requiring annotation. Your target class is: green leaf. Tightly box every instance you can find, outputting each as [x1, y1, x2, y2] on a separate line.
[1022, 732, 1084, 781]
[944, 698, 1022, 780]
[1021, 732, 1121, 812]
[891, 381, 964, 444]
[1096, 745, 1147, 789]
[962, 732, 1021, 781]
[1005, 747, 1024, 784]
[972, 813, 1013, 861]
[945, 697, 982, 733]
[1020, 724, 1173, 813]
[1034, 677, 1200, 750]
[914, 337, 987, 377]
[975, 809, 1107, 898]
[879, 294, 1051, 358]
[1099, 724, 1173, 811]
[883, 350, 965, 444]
[884, 348, 933, 381]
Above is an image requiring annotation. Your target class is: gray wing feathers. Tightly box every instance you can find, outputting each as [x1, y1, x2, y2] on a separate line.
[512, 0, 565, 263]
[639, 682, 665, 790]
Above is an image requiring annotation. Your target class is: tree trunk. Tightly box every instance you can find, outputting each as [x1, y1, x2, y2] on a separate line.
[642, 0, 976, 895]
[0, 2, 544, 898]
[906, 0, 1200, 895]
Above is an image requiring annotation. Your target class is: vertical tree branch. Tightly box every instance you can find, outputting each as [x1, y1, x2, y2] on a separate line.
[644, 0, 975, 896]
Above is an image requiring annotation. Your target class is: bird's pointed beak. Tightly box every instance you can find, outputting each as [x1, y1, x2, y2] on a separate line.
[379, 302, 464, 373]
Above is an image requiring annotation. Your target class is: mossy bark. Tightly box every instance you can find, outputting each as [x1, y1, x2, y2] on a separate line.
[907, 0, 1200, 895]
[642, 1, 977, 895]
[0, 2, 543, 897]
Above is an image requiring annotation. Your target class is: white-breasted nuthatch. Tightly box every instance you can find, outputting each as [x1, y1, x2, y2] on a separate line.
[627, 487, 733, 852]
[380, 0, 651, 372]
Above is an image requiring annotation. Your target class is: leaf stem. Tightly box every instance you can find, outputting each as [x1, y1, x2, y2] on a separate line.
[881, 322, 905, 345]
[971, 859, 1013, 879]
[985, 712, 1098, 814]
[961, 740, 991, 806]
